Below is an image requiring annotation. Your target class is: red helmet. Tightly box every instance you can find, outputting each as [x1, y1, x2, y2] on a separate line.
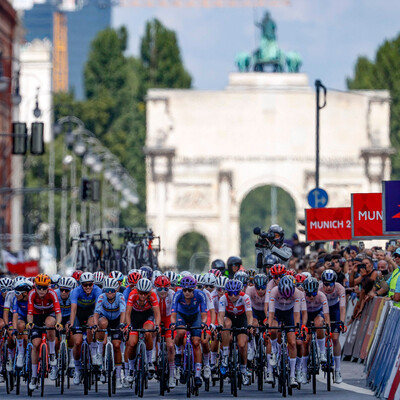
[295, 274, 307, 284]
[286, 269, 296, 277]
[154, 275, 171, 288]
[127, 271, 141, 286]
[72, 270, 83, 282]
[209, 269, 222, 278]
[270, 264, 286, 276]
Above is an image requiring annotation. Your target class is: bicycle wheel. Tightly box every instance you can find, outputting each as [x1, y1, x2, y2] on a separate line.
[106, 344, 113, 397]
[311, 340, 317, 395]
[137, 342, 146, 398]
[185, 345, 191, 398]
[82, 343, 89, 395]
[40, 345, 46, 398]
[60, 341, 67, 394]
[231, 345, 238, 397]
[257, 337, 264, 391]
[280, 346, 287, 398]
[2, 341, 10, 395]
[26, 345, 33, 397]
[326, 340, 332, 392]
[159, 341, 167, 396]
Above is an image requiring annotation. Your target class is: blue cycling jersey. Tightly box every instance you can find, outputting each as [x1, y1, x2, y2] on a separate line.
[12, 298, 28, 320]
[70, 285, 102, 310]
[0, 294, 5, 319]
[171, 289, 207, 316]
[123, 286, 132, 302]
[55, 289, 72, 318]
[95, 292, 126, 321]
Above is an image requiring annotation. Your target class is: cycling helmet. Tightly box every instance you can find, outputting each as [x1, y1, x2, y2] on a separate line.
[321, 269, 337, 283]
[270, 264, 286, 277]
[51, 274, 61, 285]
[253, 274, 268, 289]
[225, 279, 243, 293]
[295, 274, 307, 285]
[209, 269, 222, 278]
[152, 270, 163, 283]
[109, 271, 124, 282]
[264, 254, 279, 267]
[211, 259, 226, 272]
[286, 269, 296, 277]
[58, 277, 76, 290]
[1, 277, 14, 290]
[14, 279, 33, 294]
[303, 277, 319, 295]
[215, 276, 229, 289]
[164, 271, 178, 285]
[301, 272, 312, 279]
[268, 224, 285, 245]
[180, 276, 197, 290]
[176, 274, 183, 286]
[128, 271, 142, 286]
[136, 278, 152, 292]
[13, 276, 25, 288]
[180, 271, 192, 277]
[247, 268, 257, 280]
[193, 274, 203, 285]
[140, 266, 153, 280]
[93, 271, 105, 287]
[35, 274, 51, 287]
[72, 270, 83, 282]
[234, 271, 249, 286]
[202, 273, 216, 286]
[227, 256, 242, 267]
[80, 272, 94, 283]
[278, 275, 295, 299]
[103, 277, 119, 290]
[154, 275, 170, 288]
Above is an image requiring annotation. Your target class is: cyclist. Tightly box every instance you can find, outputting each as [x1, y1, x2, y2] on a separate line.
[264, 264, 286, 318]
[218, 279, 253, 385]
[93, 277, 126, 389]
[27, 274, 62, 389]
[125, 278, 160, 385]
[140, 266, 153, 280]
[262, 254, 279, 276]
[164, 271, 179, 291]
[109, 271, 125, 293]
[72, 270, 83, 283]
[209, 269, 222, 278]
[211, 259, 227, 277]
[123, 270, 142, 301]
[319, 269, 346, 384]
[171, 275, 207, 388]
[235, 270, 250, 291]
[0, 277, 12, 330]
[302, 277, 330, 384]
[51, 274, 61, 289]
[226, 256, 244, 279]
[154, 275, 176, 388]
[247, 268, 257, 287]
[93, 271, 105, 289]
[12, 279, 33, 368]
[68, 271, 102, 385]
[268, 275, 304, 388]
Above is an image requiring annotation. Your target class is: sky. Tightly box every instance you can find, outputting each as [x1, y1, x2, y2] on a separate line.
[111, 0, 400, 91]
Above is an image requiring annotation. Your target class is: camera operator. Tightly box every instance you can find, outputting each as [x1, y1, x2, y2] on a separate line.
[254, 224, 292, 270]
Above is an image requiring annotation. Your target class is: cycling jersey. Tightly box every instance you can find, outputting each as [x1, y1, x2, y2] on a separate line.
[202, 289, 215, 311]
[268, 287, 304, 313]
[70, 285, 102, 310]
[219, 292, 252, 316]
[318, 282, 346, 307]
[12, 297, 28, 320]
[0, 294, 5, 318]
[95, 292, 126, 320]
[28, 289, 61, 315]
[305, 291, 329, 314]
[264, 280, 277, 304]
[123, 286, 133, 302]
[210, 289, 221, 313]
[4, 290, 15, 310]
[245, 286, 266, 311]
[55, 289, 72, 318]
[171, 289, 207, 315]
[127, 288, 158, 312]
[156, 289, 175, 318]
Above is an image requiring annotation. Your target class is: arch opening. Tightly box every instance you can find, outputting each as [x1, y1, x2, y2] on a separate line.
[240, 185, 296, 267]
[176, 231, 210, 273]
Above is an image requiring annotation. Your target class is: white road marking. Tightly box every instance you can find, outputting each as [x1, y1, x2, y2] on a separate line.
[316, 376, 374, 396]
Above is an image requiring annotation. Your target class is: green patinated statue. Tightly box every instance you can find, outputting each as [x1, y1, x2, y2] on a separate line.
[236, 11, 302, 73]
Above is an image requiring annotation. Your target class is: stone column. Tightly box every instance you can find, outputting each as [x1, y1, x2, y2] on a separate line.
[219, 171, 232, 261]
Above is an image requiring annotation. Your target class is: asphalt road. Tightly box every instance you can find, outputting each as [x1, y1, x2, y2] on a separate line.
[1, 361, 373, 399]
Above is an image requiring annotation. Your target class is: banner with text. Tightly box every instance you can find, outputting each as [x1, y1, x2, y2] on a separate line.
[306, 207, 352, 242]
[383, 180, 400, 234]
[351, 193, 396, 239]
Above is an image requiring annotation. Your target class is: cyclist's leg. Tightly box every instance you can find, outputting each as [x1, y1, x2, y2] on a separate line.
[87, 315, 98, 360]
[329, 303, 341, 373]
[221, 316, 232, 363]
[315, 314, 325, 355]
[143, 320, 155, 364]
[45, 314, 57, 357]
[97, 316, 108, 360]
[16, 318, 27, 365]
[174, 312, 187, 366]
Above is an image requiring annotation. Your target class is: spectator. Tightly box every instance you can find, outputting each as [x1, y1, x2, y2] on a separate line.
[330, 255, 348, 287]
[377, 260, 391, 281]
[387, 249, 400, 308]
[290, 233, 309, 259]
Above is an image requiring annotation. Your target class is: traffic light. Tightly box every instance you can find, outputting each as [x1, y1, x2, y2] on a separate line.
[31, 122, 44, 155]
[12, 122, 27, 155]
[298, 218, 306, 235]
[91, 179, 100, 202]
[80, 177, 91, 201]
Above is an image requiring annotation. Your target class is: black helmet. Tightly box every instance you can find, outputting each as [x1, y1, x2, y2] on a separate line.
[211, 259, 226, 272]
[264, 254, 279, 267]
[268, 224, 284, 246]
[227, 256, 242, 267]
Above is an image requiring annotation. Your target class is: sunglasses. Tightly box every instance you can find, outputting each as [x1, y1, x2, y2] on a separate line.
[157, 287, 169, 292]
[227, 290, 240, 296]
[104, 289, 116, 294]
[205, 285, 214, 289]
[273, 275, 285, 280]
[60, 288, 71, 293]
[323, 282, 335, 287]
[255, 285, 267, 290]
[14, 290, 26, 296]
[1, 288, 10, 293]
[217, 288, 225, 291]
[306, 292, 318, 297]
[138, 291, 149, 295]
[82, 283, 93, 288]
[36, 285, 49, 291]
[183, 288, 194, 293]
[394, 254, 400, 258]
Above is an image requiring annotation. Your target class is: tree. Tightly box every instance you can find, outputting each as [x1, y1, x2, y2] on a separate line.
[347, 35, 400, 178]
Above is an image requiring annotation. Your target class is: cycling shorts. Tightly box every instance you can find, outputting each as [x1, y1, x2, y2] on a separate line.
[130, 309, 155, 335]
[329, 302, 341, 333]
[176, 312, 202, 338]
[31, 313, 56, 340]
[307, 308, 324, 325]
[161, 316, 172, 339]
[225, 312, 248, 330]
[61, 315, 70, 327]
[252, 308, 266, 324]
[274, 308, 295, 332]
[75, 307, 95, 331]
[99, 315, 123, 341]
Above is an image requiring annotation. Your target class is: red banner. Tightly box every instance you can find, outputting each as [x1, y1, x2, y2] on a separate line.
[6, 260, 39, 277]
[306, 207, 352, 242]
[351, 193, 396, 239]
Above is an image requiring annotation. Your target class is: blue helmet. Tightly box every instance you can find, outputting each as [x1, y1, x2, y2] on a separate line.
[234, 271, 249, 286]
[278, 275, 295, 299]
[253, 274, 268, 289]
[140, 266, 153, 280]
[225, 279, 243, 293]
[303, 277, 319, 295]
[321, 269, 337, 283]
[180, 276, 197, 289]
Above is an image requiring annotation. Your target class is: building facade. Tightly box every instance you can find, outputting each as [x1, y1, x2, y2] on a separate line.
[146, 73, 393, 268]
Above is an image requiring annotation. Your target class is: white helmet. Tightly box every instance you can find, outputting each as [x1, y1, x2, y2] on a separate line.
[13, 276, 25, 289]
[215, 276, 229, 289]
[136, 278, 152, 293]
[128, 269, 141, 275]
[301, 272, 312, 279]
[181, 271, 192, 277]
[109, 271, 124, 282]
[51, 274, 61, 285]
[80, 272, 94, 283]
[14, 278, 33, 293]
[103, 277, 119, 290]
[164, 271, 178, 285]
[202, 273, 216, 286]
[93, 271, 105, 286]
[58, 277, 76, 290]
[193, 274, 203, 284]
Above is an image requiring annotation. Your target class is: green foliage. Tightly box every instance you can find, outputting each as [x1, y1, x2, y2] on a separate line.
[240, 185, 296, 268]
[176, 232, 210, 273]
[347, 34, 400, 178]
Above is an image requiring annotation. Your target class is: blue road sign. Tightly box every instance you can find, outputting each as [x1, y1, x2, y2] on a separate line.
[383, 180, 400, 233]
[308, 187, 329, 209]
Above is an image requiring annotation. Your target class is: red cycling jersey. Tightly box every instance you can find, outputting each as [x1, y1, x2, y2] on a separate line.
[127, 288, 159, 312]
[28, 288, 61, 315]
